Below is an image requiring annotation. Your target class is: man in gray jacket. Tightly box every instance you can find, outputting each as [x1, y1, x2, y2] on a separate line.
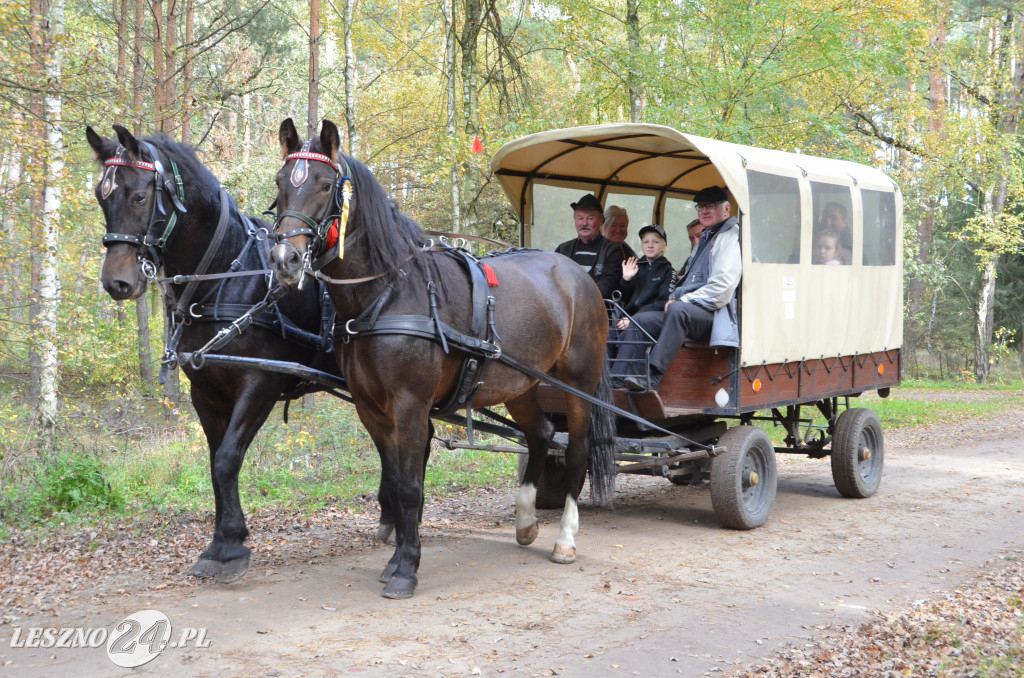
[614, 185, 741, 393]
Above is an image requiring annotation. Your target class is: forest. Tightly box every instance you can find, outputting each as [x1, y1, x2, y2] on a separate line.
[0, 0, 1022, 453]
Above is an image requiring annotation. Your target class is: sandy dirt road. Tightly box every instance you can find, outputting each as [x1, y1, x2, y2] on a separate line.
[3, 399, 1024, 677]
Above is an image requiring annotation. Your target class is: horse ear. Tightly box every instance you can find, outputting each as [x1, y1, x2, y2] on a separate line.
[85, 126, 113, 161]
[279, 118, 301, 157]
[320, 120, 341, 162]
[112, 124, 141, 160]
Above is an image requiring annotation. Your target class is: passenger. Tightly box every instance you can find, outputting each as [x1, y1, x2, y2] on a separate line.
[602, 205, 638, 262]
[820, 202, 852, 265]
[617, 224, 675, 324]
[612, 186, 741, 393]
[813, 227, 843, 266]
[555, 193, 625, 299]
[678, 218, 704, 276]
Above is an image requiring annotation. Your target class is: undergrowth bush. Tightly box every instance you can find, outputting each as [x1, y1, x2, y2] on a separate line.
[30, 452, 123, 516]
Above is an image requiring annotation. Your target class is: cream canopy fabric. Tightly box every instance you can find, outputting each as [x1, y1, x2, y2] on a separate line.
[491, 124, 903, 367]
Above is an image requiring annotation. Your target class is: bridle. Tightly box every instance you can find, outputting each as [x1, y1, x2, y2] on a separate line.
[99, 141, 187, 277]
[271, 143, 353, 280]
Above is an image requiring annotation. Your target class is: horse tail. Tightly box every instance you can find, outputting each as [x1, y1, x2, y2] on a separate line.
[587, 358, 618, 508]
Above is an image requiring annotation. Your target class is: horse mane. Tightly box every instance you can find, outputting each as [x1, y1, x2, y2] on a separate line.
[306, 137, 441, 294]
[142, 134, 222, 210]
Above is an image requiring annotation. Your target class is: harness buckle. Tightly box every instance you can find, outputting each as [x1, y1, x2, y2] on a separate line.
[189, 303, 203, 319]
[141, 259, 158, 280]
[345, 318, 360, 335]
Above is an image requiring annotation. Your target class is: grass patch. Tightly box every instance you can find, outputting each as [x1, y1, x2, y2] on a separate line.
[0, 379, 1019, 533]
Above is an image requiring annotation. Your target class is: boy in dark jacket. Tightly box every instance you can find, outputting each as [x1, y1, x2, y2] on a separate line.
[616, 224, 674, 324]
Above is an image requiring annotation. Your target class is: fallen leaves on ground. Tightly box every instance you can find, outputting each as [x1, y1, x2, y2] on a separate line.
[732, 551, 1024, 677]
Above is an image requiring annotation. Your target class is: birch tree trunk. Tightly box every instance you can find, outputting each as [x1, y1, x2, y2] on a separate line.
[974, 249, 997, 382]
[115, 0, 128, 115]
[444, 0, 460, 231]
[128, 0, 153, 384]
[164, 0, 177, 132]
[242, 93, 251, 163]
[37, 0, 65, 448]
[181, 0, 194, 143]
[307, 0, 320, 139]
[457, 0, 484, 233]
[342, 0, 358, 155]
[132, 0, 145, 130]
[151, 0, 165, 132]
[1, 146, 23, 337]
[972, 10, 1023, 382]
[625, 0, 643, 122]
[28, 0, 46, 406]
[302, 0, 321, 409]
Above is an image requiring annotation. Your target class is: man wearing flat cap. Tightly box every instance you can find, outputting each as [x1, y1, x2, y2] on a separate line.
[613, 185, 741, 393]
[555, 193, 625, 299]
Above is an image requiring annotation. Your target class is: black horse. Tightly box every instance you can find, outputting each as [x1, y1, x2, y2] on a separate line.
[267, 118, 617, 599]
[87, 125, 392, 583]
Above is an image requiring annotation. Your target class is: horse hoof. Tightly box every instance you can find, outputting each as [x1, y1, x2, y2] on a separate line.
[378, 562, 399, 583]
[516, 522, 539, 546]
[380, 576, 417, 599]
[217, 553, 251, 584]
[187, 558, 222, 578]
[376, 523, 395, 545]
[550, 544, 576, 564]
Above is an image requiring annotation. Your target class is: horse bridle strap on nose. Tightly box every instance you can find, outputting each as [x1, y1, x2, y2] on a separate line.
[275, 148, 353, 268]
[101, 142, 187, 260]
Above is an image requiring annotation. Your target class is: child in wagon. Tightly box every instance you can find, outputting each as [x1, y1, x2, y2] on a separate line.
[813, 227, 844, 266]
[616, 223, 675, 328]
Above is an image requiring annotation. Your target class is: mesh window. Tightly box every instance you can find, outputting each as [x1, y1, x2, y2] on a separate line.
[529, 184, 600, 251]
[810, 183, 853, 266]
[862, 189, 897, 266]
[747, 170, 801, 264]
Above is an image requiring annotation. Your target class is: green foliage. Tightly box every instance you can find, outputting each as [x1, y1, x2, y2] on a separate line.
[30, 452, 123, 516]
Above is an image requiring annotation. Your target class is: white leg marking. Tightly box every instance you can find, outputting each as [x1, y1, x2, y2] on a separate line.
[515, 483, 538, 531]
[554, 495, 579, 548]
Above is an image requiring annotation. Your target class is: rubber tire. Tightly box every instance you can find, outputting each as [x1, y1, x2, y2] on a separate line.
[710, 426, 777, 530]
[831, 408, 884, 498]
[517, 454, 582, 510]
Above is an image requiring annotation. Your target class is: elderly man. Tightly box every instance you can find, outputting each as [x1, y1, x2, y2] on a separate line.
[613, 186, 741, 393]
[555, 193, 625, 299]
[678, 218, 705, 276]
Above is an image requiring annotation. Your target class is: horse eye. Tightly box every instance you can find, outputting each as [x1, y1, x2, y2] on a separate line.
[131, 192, 147, 205]
[321, 182, 332, 192]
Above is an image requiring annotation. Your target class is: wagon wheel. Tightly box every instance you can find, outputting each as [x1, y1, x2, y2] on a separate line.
[517, 454, 583, 510]
[831, 408, 884, 498]
[709, 426, 777, 530]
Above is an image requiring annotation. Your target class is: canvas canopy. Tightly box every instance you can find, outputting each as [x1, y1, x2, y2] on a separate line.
[491, 124, 903, 368]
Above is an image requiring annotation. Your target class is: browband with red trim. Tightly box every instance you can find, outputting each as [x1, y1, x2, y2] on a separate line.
[104, 157, 158, 172]
[283, 151, 339, 172]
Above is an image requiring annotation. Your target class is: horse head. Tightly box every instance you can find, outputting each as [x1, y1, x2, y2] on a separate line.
[269, 118, 345, 287]
[87, 124, 189, 300]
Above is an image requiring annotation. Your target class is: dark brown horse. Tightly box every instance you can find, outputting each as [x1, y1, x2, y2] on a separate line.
[267, 118, 616, 599]
[87, 124, 359, 583]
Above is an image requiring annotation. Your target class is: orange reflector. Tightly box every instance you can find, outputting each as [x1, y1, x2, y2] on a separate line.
[878, 364, 884, 375]
[752, 378, 762, 392]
